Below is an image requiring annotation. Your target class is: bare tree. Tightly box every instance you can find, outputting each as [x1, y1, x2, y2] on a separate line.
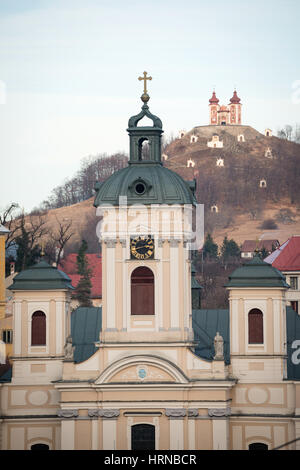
[15, 214, 48, 271]
[0, 203, 21, 249]
[47, 217, 74, 266]
[277, 124, 300, 142]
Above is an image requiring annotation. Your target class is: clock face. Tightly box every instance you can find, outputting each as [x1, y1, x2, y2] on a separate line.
[130, 235, 154, 260]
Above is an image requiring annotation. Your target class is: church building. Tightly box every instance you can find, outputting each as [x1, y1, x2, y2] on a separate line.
[209, 90, 242, 126]
[0, 76, 300, 450]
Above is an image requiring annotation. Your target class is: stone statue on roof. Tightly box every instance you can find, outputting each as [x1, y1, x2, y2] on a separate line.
[64, 335, 75, 361]
[214, 331, 224, 361]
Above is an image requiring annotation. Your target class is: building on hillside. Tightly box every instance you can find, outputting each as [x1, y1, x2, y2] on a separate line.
[207, 134, 223, 148]
[209, 90, 242, 126]
[1, 82, 300, 451]
[265, 236, 300, 313]
[58, 253, 102, 308]
[241, 239, 280, 259]
[265, 147, 273, 158]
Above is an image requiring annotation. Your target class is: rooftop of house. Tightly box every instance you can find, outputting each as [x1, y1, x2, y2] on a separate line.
[264, 236, 300, 271]
[241, 239, 279, 253]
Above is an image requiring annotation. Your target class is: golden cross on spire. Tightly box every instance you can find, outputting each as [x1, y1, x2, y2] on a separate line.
[138, 71, 152, 95]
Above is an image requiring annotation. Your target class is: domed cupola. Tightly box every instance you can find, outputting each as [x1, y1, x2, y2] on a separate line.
[225, 255, 289, 288]
[209, 90, 219, 104]
[94, 72, 197, 207]
[229, 89, 241, 104]
[8, 260, 74, 291]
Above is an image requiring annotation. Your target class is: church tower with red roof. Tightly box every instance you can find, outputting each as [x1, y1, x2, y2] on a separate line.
[208, 90, 219, 125]
[229, 89, 242, 124]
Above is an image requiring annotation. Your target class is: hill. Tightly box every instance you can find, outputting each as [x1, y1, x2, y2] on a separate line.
[162, 124, 300, 239]
[15, 124, 300, 254]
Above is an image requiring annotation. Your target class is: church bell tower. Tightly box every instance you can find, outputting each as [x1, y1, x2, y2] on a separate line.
[94, 72, 197, 346]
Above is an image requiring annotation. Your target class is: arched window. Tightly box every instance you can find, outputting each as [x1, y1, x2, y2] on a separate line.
[248, 309, 263, 344]
[131, 267, 154, 315]
[131, 424, 155, 450]
[31, 311, 46, 346]
[138, 138, 150, 160]
[31, 443, 49, 450]
[249, 442, 268, 451]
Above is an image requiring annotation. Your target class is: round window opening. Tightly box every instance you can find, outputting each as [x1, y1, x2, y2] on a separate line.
[135, 182, 146, 195]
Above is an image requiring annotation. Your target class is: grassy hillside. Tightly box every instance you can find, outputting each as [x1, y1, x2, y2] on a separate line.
[17, 124, 300, 253]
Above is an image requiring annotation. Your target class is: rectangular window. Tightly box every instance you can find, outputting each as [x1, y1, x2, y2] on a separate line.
[2, 330, 13, 344]
[291, 301, 299, 314]
[290, 277, 298, 290]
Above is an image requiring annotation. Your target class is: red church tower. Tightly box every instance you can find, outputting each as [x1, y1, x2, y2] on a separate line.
[208, 91, 219, 125]
[229, 90, 242, 125]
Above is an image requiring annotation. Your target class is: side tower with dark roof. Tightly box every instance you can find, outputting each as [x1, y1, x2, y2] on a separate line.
[7, 261, 74, 383]
[226, 256, 294, 441]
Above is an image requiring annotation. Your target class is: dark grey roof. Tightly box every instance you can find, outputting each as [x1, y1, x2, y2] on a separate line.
[70, 307, 228, 365]
[286, 306, 300, 381]
[8, 260, 74, 291]
[192, 309, 230, 364]
[225, 255, 289, 288]
[71, 307, 102, 363]
[94, 163, 197, 207]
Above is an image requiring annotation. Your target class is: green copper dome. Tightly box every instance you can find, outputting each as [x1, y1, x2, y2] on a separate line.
[94, 163, 197, 206]
[8, 260, 74, 291]
[94, 97, 197, 207]
[225, 255, 289, 289]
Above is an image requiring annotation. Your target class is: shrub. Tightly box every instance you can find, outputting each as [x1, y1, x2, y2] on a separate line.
[276, 208, 296, 224]
[259, 218, 278, 230]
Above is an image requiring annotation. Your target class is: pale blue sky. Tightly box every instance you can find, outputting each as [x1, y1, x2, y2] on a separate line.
[0, 0, 299, 211]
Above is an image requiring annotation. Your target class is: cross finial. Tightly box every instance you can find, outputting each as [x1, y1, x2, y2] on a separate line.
[138, 71, 152, 94]
[138, 71, 152, 103]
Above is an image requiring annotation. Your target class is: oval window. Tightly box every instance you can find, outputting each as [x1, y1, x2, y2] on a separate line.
[135, 182, 146, 195]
